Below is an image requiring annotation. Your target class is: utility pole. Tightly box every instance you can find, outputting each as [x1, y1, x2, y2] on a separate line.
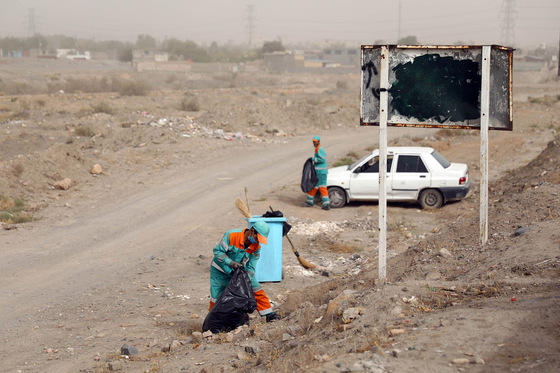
[27, 8, 36, 36]
[500, 0, 516, 46]
[398, 1, 402, 43]
[246, 4, 256, 48]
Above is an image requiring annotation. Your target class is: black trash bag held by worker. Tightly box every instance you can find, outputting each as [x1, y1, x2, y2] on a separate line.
[301, 157, 319, 193]
[262, 210, 292, 236]
[202, 268, 257, 333]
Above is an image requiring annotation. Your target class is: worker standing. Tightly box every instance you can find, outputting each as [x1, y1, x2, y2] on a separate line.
[209, 221, 281, 322]
[303, 135, 331, 210]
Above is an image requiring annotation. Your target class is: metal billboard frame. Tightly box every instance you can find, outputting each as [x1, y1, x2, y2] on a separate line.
[361, 45, 514, 283]
[361, 45, 513, 130]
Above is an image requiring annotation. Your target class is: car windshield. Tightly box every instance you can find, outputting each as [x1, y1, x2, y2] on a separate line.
[431, 150, 451, 168]
[348, 153, 374, 170]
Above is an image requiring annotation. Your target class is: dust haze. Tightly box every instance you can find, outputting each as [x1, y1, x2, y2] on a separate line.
[1, 0, 559, 48]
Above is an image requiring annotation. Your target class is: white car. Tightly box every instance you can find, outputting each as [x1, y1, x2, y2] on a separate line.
[327, 147, 470, 209]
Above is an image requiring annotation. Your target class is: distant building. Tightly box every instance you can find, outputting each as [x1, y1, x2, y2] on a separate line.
[263, 48, 359, 72]
[323, 48, 359, 67]
[0, 49, 23, 58]
[513, 52, 555, 72]
[133, 49, 168, 62]
[56, 49, 91, 60]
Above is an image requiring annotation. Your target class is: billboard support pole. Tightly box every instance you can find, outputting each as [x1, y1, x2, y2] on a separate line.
[480, 46, 491, 245]
[378, 46, 389, 283]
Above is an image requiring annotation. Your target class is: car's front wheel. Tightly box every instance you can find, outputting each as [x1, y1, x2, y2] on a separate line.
[419, 189, 443, 209]
[328, 187, 347, 208]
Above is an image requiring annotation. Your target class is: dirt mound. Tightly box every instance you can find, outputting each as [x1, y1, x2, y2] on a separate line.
[390, 134, 560, 283]
[250, 135, 560, 372]
[497, 135, 560, 188]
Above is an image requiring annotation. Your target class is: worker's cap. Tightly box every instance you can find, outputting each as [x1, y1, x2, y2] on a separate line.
[313, 135, 320, 141]
[251, 221, 269, 245]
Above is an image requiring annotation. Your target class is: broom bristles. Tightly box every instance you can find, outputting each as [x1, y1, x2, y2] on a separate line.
[235, 198, 252, 218]
[298, 256, 316, 269]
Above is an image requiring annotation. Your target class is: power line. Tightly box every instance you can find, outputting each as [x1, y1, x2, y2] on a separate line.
[27, 8, 36, 36]
[246, 4, 256, 48]
[501, 0, 517, 46]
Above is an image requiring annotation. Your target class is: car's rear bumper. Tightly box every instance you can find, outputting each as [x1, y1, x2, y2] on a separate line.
[441, 179, 471, 201]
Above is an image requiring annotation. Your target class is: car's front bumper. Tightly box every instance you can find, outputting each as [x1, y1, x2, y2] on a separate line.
[441, 179, 471, 201]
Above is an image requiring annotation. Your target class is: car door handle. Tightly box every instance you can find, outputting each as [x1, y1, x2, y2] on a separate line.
[419, 175, 426, 178]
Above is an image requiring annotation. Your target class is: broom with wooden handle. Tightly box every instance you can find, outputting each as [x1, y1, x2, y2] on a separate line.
[234, 198, 316, 269]
[268, 206, 316, 270]
[235, 197, 251, 219]
[244, 187, 251, 216]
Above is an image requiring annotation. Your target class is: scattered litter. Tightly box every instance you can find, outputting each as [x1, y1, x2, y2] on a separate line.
[402, 296, 419, 304]
[290, 221, 343, 236]
[514, 226, 531, 236]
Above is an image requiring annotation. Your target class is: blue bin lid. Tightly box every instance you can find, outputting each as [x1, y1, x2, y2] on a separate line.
[247, 215, 287, 223]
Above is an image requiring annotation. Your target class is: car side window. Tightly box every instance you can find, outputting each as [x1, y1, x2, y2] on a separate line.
[358, 156, 393, 173]
[396, 155, 428, 173]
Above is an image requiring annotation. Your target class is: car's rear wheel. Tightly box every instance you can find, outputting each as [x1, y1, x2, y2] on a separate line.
[328, 187, 347, 208]
[419, 189, 443, 209]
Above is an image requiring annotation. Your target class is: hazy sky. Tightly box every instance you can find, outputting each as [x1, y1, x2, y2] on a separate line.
[0, 0, 558, 48]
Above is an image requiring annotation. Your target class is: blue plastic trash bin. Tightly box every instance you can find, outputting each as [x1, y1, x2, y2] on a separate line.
[248, 216, 286, 282]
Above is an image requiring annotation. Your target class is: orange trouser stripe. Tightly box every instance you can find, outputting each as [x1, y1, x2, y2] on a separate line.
[254, 289, 272, 313]
[307, 186, 328, 198]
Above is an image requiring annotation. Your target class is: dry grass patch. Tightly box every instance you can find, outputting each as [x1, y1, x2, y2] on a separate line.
[328, 240, 362, 253]
[281, 279, 344, 314]
[115, 79, 149, 96]
[11, 162, 24, 177]
[156, 319, 202, 337]
[74, 125, 95, 137]
[0, 195, 32, 224]
[90, 101, 114, 115]
[528, 95, 560, 105]
[388, 218, 416, 237]
[412, 282, 504, 313]
[179, 97, 200, 112]
[336, 80, 348, 89]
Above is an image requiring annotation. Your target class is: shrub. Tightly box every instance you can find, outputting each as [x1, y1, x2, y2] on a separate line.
[114, 79, 149, 96]
[179, 98, 200, 112]
[306, 97, 321, 106]
[0, 196, 32, 224]
[336, 80, 348, 89]
[90, 102, 114, 115]
[11, 163, 24, 177]
[75, 126, 95, 137]
[165, 74, 178, 84]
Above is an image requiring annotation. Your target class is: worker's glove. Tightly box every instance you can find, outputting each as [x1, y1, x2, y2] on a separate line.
[229, 261, 242, 270]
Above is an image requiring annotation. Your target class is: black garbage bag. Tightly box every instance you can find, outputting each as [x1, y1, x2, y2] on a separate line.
[202, 268, 257, 333]
[301, 157, 318, 193]
[262, 210, 292, 236]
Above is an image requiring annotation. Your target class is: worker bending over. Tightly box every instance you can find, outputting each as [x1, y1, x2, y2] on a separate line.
[209, 220, 281, 322]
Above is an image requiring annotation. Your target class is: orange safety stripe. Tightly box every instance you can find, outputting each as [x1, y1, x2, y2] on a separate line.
[227, 229, 260, 254]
